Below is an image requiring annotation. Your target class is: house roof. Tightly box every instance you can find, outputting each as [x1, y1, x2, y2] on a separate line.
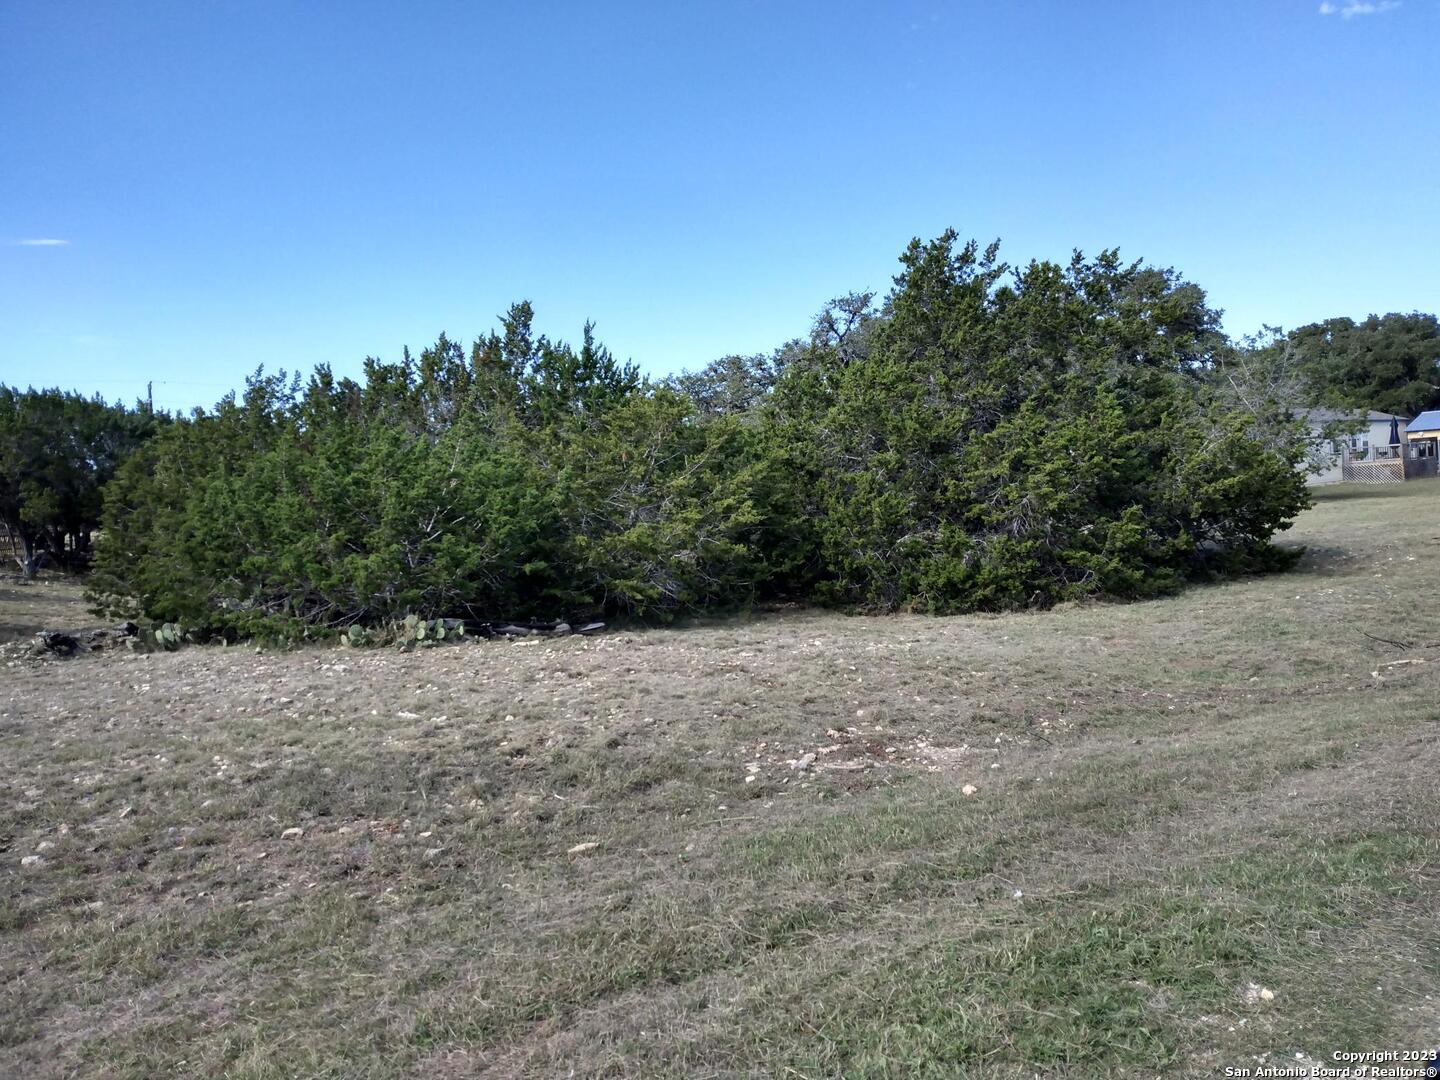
[1301, 408, 1412, 424]
[1407, 410, 1440, 434]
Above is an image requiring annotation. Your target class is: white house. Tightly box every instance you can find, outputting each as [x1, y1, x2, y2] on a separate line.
[1301, 409, 1411, 486]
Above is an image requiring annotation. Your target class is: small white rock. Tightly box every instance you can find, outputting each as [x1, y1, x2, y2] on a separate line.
[567, 841, 599, 855]
[20, 855, 43, 870]
[281, 827, 304, 840]
[962, 784, 978, 796]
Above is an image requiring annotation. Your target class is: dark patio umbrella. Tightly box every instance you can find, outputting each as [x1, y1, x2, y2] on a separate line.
[1389, 415, 1403, 450]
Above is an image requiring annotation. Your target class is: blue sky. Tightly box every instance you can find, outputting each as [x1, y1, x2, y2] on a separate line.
[2, 1, 1436, 412]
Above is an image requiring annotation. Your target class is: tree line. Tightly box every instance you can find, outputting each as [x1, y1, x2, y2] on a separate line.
[0, 388, 160, 577]
[4, 231, 1436, 631]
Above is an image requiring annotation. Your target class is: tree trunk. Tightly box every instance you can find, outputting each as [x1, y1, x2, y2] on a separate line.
[16, 527, 41, 579]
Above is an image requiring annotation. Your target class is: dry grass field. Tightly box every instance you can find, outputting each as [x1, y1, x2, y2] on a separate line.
[3, 483, 1440, 1078]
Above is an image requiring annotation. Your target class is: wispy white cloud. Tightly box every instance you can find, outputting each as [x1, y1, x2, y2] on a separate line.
[15, 238, 70, 247]
[1319, 1, 1401, 18]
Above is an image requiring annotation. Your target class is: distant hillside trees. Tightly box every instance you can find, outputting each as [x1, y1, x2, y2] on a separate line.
[89, 233, 1311, 633]
[0, 387, 159, 576]
[666, 350, 790, 417]
[1285, 313, 1440, 417]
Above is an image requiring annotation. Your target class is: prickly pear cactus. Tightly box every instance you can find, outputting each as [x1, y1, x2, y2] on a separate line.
[393, 616, 466, 649]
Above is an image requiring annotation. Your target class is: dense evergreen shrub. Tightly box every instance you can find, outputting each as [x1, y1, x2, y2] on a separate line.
[762, 233, 1312, 611]
[88, 233, 1311, 631]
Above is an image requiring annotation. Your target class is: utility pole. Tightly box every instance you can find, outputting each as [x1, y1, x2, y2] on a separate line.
[147, 381, 153, 414]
